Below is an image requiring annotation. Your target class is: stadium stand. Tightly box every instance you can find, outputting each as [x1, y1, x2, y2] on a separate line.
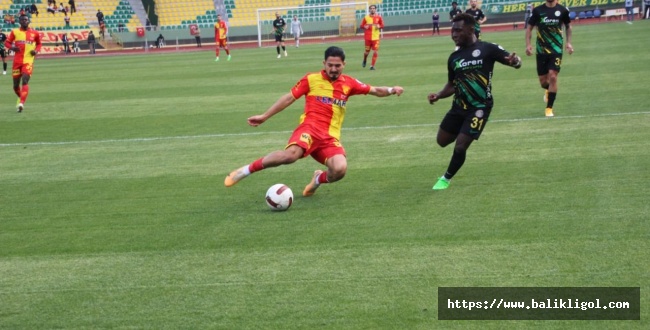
[86, 0, 138, 32]
[155, 0, 215, 29]
[149, 0, 467, 30]
[0, 0, 137, 32]
[28, 1, 90, 31]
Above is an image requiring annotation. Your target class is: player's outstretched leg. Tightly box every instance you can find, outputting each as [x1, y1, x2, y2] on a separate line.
[303, 170, 323, 197]
[224, 166, 250, 187]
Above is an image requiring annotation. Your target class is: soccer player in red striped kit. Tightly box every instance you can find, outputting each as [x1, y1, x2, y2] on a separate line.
[214, 14, 231, 62]
[360, 4, 384, 70]
[5, 15, 41, 113]
[224, 46, 404, 197]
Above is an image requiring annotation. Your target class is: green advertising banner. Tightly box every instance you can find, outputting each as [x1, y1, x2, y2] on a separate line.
[486, 0, 627, 14]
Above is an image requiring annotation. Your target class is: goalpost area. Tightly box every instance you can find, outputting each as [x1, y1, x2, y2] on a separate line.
[256, 2, 368, 48]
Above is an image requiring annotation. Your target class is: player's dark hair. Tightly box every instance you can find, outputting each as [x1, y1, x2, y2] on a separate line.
[452, 1, 458, 5]
[325, 46, 345, 61]
[453, 13, 476, 30]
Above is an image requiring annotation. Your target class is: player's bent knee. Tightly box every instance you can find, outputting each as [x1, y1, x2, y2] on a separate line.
[328, 168, 346, 182]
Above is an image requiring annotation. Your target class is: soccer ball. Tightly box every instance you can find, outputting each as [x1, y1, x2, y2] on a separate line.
[265, 184, 293, 211]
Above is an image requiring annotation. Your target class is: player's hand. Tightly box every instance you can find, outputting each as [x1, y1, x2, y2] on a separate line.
[566, 43, 574, 55]
[10, 46, 20, 52]
[247, 115, 267, 127]
[506, 53, 521, 68]
[428, 93, 440, 105]
[30, 50, 37, 56]
[525, 45, 533, 56]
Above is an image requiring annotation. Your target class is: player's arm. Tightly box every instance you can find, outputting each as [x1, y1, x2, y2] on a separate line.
[32, 33, 42, 55]
[5, 31, 16, 52]
[525, 24, 534, 56]
[247, 93, 296, 127]
[378, 17, 385, 29]
[369, 86, 404, 97]
[479, 12, 487, 24]
[564, 23, 573, 54]
[428, 82, 455, 104]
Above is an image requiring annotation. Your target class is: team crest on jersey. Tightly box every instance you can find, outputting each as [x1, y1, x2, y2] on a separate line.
[475, 109, 484, 118]
[342, 85, 350, 95]
[555, 11, 561, 17]
[472, 49, 481, 57]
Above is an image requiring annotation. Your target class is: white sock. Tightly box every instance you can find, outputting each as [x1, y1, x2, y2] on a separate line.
[243, 166, 251, 176]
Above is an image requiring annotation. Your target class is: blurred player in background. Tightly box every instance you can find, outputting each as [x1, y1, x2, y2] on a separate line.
[273, 12, 287, 58]
[290, 15, 303, 47]
[465, 0, 487, 39]
[427, 14, 521, 190]
[361, 4, 384, 70]
[224, 46, 404, 197]
[449, 1, 462, 21]
[5, 15, 41, 113]
[525, 0, 573, 117]
[214, 14, 231, 62]
[0, 28, 8, 74]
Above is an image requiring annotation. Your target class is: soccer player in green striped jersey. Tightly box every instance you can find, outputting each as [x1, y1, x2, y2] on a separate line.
[525, 0, 573, 117]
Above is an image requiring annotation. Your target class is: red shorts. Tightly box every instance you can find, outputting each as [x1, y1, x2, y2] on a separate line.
[12, 63, 33, 78]
[364, 39, 380, 51]
[216, 38, 228, 48]
[286, 123, 346, 165]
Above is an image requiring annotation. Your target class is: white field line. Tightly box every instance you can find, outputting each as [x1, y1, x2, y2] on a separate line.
[1, 111, 648, 148]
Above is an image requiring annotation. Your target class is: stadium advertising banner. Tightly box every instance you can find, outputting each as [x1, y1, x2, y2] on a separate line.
[38, 29, 94, 54]
[487, 0, 623, 14]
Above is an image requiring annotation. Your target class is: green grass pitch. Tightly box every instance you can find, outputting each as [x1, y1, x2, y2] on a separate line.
[0, 21, 648, 328]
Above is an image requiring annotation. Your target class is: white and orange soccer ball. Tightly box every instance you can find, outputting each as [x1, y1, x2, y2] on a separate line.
[265, 184, 293, 211]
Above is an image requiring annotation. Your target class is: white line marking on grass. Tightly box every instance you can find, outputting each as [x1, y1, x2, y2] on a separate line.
[1, 111, 648, 148]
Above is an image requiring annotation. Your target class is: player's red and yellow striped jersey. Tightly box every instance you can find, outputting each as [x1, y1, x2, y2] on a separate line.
[4, 28, 41, 65]
[290, 71, 371, 140]
[214, 21, 228, 40]
[361, 14, 384, 41]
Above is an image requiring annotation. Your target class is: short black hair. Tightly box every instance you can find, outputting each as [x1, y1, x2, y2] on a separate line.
[452, 1, 458, 5]
[324, 46, 345, 61]
[452, 13, 476, 30]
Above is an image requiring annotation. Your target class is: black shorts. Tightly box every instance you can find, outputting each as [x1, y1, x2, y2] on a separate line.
[275, 34, 284, 42]
[536, 53, 562, 76]
[0, 49, 5, 58]
[440, 107, 492, 140]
